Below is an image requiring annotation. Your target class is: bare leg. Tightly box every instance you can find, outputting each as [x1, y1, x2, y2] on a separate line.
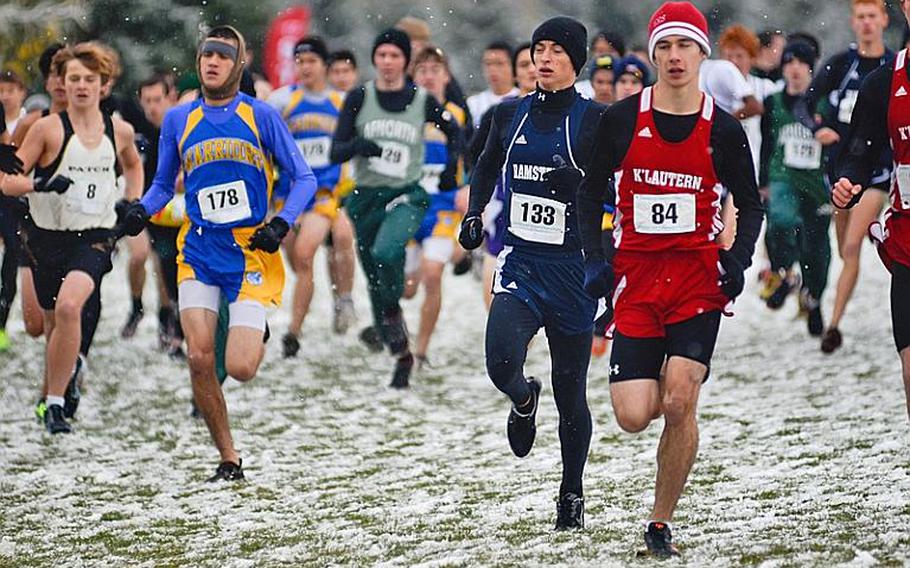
[127, 231, 149, 302]
[20, 267, 44, 337]
[330, 210, 356, 297]
[44, 272, 95, 397]
[225, 325, 265, 382]
[652, 356, 705, 521]
[415, 259, 445, 357]
[483, 254, 497, 310]
[288, 212, 332, 336]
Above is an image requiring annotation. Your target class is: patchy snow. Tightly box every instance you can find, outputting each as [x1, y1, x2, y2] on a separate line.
[0, 235, 908, 566]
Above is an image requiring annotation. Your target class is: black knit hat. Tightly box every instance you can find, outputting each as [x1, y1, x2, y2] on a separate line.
[372, 28, 411, 66]
[781, 41, 816, 72]
[295, 36, 329, 62]
[531, 16, 588, 76]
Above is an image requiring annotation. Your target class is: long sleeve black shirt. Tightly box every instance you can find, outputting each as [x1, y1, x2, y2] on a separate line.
[577, 92, 764, 267]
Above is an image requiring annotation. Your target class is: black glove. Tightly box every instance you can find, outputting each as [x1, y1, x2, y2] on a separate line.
[33, 175, 74, 194]
[352, 137, 382, 158]
[0, 144, 23, 175]
[249, 217, 290, 253]
[583, 256, 614, 299]
[718, 249, 745, 300]
[458, 214, 484, 250]
[542, 155, 584, 192]
[117, 200, 150, 237]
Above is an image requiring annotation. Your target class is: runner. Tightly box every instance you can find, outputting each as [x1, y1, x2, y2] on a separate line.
[119, 26, 317, 479]
[402, 45, 467, 367]
[832, 0, 910, 419]
[577, 2, 764, 555]
[459, 16, 605, 529]
[327, 50, 359, 93]
[588, 55, 616, 105]
[796, 0, 893, 352]
[0, 41, 143, 433]
[760, 42, 836, 336]
[265, 36, 352, 357]
[466, 41, 518, 128]
[330, 28, 462, 388]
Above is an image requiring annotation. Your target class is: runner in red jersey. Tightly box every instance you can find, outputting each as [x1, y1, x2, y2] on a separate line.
[832, 0, 910, 421]
[577, 2, 764, 557]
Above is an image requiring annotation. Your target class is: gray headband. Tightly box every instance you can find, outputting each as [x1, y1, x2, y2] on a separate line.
[200, 40, 238, 61]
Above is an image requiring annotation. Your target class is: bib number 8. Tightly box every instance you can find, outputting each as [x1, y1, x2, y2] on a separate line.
[650, 202, 678, 225]
[520, 201, 557, 226]
[87, 183, 96, 200]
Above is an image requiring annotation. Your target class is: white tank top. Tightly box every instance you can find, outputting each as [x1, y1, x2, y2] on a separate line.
[28, 112, 120, 231]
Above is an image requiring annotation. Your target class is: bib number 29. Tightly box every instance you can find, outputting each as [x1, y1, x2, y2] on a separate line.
[520, 201, 557, 225]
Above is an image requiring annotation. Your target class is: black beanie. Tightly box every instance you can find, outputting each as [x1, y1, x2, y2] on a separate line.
[531, 16, 588, 76]
[781, 41, 816, 72]
[295, 36, 329, 63]
[372, 28, 411, 66]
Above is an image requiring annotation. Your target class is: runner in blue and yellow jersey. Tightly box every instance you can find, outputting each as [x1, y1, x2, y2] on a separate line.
[402, 45, 467, 367]
[119, 26, 317, 481]
[267, 37, 356, 357]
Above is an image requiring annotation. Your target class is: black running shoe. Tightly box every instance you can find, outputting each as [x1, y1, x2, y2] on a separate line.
[63, 355, 84, 419]
[507, 377, 542, 458]
[359, 326, 384, 353]
[381, 308, 409, 356]
[44, 404, 72, 434]
[821, 327, 843, 354]
[167, 345, 186, 361]
[120, 304, 144, 339]
[807, 307, 824, 337]
[766, 272, 796, 310]
[206, 459, 245, 482]
[641, 521, 680, 558]
[555, 493, 585, 530]
[452, 253, 473, 276]
[282, 332, 300, 358]
[189, 398, 202, 420]
[390, 353, 414, 389]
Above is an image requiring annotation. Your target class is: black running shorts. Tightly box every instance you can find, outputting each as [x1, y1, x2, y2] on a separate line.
[609, 310, 722, 383]
[893, 261, 910, 353]
[27, 228, 114, 311]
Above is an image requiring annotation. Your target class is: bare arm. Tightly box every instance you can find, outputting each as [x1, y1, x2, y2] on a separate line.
[0, 118, 48, 196]
[735, 95, 763, 120]
[115, 119, 143, 200]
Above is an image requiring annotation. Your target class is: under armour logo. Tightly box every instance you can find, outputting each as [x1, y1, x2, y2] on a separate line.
[538, 92, 546, 101]
[610, 364, 620, 375]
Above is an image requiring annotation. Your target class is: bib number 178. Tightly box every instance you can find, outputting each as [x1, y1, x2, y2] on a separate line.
[205, 187, 241, 211]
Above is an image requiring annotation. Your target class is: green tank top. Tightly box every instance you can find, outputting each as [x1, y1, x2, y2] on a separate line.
[353, 81, 427, 188]
[767, 91, 828, 202]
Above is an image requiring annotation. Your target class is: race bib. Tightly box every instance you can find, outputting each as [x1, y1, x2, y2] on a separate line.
[633, 193, 696, 234]
[420, 163, 445, 194]
[296, 136, 331, 169]
[838, 90, 858, 124]
[509, 192, 566, 245]
[368, 141, 410, 179]
[197, 180, 251, 224]
[896, 165, 910, 209]
[66, 180, 106, 215]
[783, 136, 822, 170]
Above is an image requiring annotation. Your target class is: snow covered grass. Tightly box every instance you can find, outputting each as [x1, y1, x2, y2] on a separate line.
[1, 237, 908, 567]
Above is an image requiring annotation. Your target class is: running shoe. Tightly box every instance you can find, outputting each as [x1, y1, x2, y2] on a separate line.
[207, 460, 244, 482]
[591, 336, 608, 358]
[120, 304, 144, 339]
[507, 377, 542, 458]
[0, 329, 9, 351]
[390, 353, 414, 389]
[555, 493, 585, 530]
[759, 270, 781, 301]
[640, 521, 680, 558]
[452, 253, 473, 276]
[45, 404, 72, 434]
[63, 355, 85, 419]
[333, 297, 356, 335]
[34, 399, 47, 423]
[821, 327, 843, 354]
[359, 326, 384, 353]
[766, 271, 797, 310]
[282, 332, 300, 358]
[381, 308, 409, 356]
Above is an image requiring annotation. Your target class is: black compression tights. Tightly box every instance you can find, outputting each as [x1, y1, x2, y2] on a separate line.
[0, 218, 20, 329]
[485, 293, 593, 497]
[79, 287, 101, 356]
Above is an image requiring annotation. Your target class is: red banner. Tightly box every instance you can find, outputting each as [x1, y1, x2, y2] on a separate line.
[263, 6, 311, 88]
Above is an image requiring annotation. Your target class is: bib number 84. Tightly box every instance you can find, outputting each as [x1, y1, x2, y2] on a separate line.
[650, 202, 678, 225]
[520, 201, 556, 225]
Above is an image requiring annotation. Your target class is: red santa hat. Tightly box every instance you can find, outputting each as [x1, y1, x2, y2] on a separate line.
[647, 2, 711, 65]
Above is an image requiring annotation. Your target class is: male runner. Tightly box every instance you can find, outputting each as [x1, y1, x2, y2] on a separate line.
[832, 0, 910, 419]
[328, 51, 359, 94]
[577, 2, 763, 555]
[460, 16, 605, 529]
[403, 45, 467, 366]
[467, 41, 518, 128]
[330, 28, 461, 388]
[0, 42, 143, 433]
[796, 0, 894, 352]
[266, 37, 353, 357]
[119, 26, 317, 480]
